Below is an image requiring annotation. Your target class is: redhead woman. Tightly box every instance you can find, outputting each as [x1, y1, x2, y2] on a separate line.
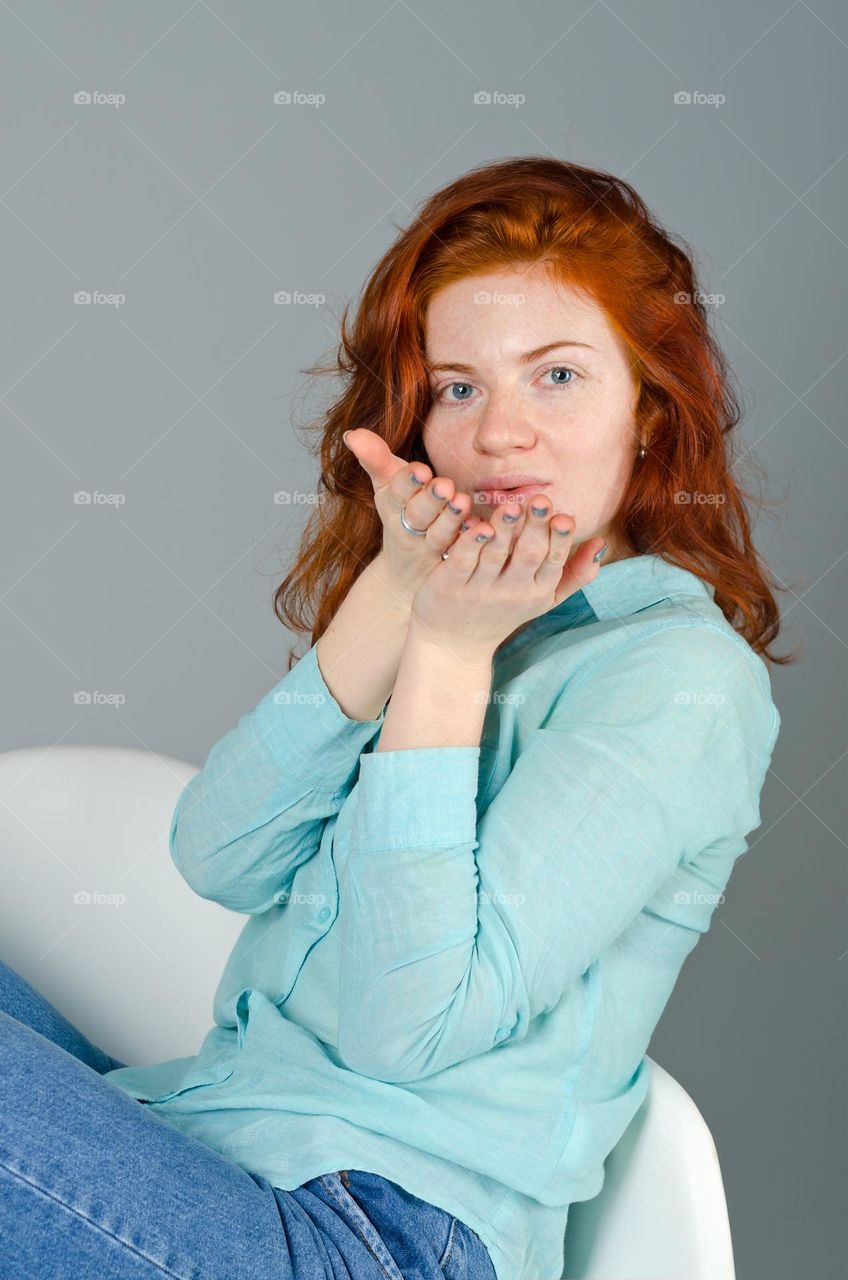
[0, 156, 790, 1280]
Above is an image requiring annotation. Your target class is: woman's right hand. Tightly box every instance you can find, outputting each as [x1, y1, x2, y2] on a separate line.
[343, 428, 481, 597]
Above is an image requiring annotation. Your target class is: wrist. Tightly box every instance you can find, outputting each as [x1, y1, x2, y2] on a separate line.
[365, 552, 420, 615]
[405, 615, 496, 672]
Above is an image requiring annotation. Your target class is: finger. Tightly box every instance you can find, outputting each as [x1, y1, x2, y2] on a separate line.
[547, 533, 607, 606]
[442, 518, 493, 581]
[501, 490, 556, 573]
[471, 497, 524, 583]
[343, 428, 415, 494]
[532, 514, 575, 595]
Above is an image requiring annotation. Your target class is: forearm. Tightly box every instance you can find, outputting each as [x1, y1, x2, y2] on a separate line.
[335, 620, 497, 1080]
[315, 554, 420, 722]
[377, 618, 494, 752]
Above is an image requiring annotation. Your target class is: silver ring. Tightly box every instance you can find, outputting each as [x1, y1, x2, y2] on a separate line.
[399, 504, 427, 536]
[399, 501, 448, 558]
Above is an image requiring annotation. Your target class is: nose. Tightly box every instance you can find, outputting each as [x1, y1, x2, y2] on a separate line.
[471, 390, 536, 454]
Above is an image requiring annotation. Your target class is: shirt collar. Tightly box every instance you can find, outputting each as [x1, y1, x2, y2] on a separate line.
[494, 552, 716, 665]
[578, 551, 715, 621]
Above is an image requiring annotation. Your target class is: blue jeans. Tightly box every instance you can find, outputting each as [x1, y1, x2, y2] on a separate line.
[0, 959, 497, 1279]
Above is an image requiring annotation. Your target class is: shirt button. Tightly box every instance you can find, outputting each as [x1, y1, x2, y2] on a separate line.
[495, 1024, 510, 1042]
[316, 905, 331, 923]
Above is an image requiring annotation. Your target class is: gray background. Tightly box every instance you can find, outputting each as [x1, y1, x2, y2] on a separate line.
[1, 2, 845, 1276]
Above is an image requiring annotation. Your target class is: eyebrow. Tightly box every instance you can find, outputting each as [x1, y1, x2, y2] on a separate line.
[425, 340, 597, 375]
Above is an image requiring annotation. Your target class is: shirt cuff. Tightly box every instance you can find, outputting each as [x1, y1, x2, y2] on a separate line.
[251, 641, 388, 788]
[350, 746, 482, 852]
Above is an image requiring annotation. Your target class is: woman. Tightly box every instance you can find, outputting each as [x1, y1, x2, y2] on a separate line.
[0, 156, 789, 1280]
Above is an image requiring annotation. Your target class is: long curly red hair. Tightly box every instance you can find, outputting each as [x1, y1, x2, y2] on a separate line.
[274, 155, 795, 670]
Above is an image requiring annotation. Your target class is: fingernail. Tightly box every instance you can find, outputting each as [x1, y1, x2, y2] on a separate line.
[530, 504, 548, 517]
[502, 512, 521, 523]
[431, 485, 446, 499]
[460, 519, 471, 530]
[410, 472, 426, 486]
[593, 543, 608, 562]
[555, 526, 571, 536]
[448, 501, 462, 514]
[475, 532, 492, 542]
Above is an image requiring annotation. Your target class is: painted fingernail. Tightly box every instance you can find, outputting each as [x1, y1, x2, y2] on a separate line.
[502, 511, 521, 523]
[447, 501, 462, 514]
[593, 543, 608, 562]
[431, 485, 447, 499]
[475, 532, 492, 542]
[530, 504, 548, 517]
[410, 472, 426, 486]
[555, 526, 571, 536]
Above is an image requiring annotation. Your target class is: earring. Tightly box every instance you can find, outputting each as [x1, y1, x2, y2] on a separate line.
[639, 441, 647, 458]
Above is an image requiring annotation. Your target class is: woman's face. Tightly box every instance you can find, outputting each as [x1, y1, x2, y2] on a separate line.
[421, 265, 641, 561]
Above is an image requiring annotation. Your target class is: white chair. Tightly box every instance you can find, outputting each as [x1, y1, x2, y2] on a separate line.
[0, 745, 736, 1279]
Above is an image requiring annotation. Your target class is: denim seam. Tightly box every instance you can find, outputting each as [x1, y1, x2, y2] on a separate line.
[0, 1155, 187, 1278]
[319, 1174, 404, 1280]
[437, 1213, 459, 1270]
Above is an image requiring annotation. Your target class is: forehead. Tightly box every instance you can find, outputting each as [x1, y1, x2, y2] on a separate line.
[423, 269, 612, 359]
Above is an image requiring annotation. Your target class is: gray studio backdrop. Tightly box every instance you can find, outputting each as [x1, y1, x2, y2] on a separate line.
[2, 2, 845, 1277]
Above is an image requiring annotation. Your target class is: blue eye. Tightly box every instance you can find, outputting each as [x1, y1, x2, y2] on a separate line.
[432, 365, 580, 407]
[445, 382, 474, 402]
[545, 366, 575, 386]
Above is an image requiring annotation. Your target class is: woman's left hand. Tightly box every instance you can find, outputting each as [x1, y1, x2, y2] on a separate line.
[409, 495, 607, 658]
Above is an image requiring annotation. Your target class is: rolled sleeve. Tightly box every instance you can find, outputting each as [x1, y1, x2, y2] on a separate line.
[351, 747, 482, 851]
[251, 640, 388, 791]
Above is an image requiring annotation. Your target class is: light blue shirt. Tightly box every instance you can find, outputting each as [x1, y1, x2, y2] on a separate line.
[104, 552, 781, 1280]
